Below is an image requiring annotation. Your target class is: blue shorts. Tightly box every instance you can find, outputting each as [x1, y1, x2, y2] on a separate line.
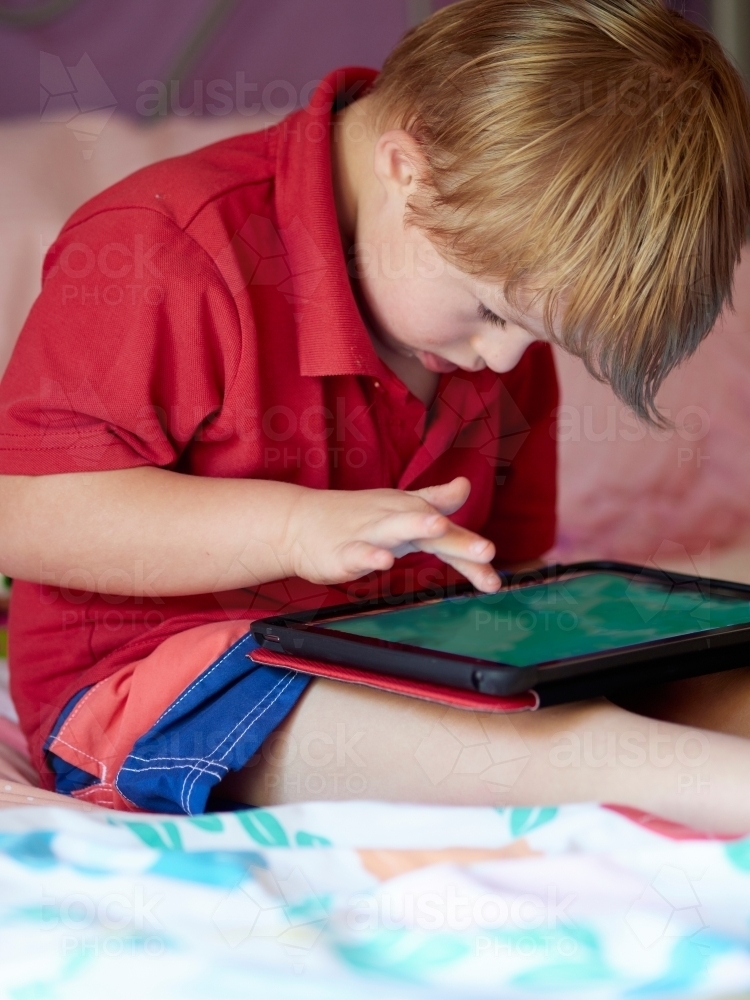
[43, 621, 310, 814]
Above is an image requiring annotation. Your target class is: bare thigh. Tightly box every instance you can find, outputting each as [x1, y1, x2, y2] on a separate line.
[217, 677, 750, 835]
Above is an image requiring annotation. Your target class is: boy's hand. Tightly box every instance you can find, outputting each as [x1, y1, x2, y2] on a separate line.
[284, 476, 501, 593]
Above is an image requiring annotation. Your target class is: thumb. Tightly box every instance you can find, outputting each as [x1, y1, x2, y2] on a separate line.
[410, 477, 471, 515]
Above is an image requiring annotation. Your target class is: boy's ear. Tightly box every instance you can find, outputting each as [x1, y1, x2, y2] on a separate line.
[372, 129, 428, 197]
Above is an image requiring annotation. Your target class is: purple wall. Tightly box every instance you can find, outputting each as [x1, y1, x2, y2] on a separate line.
[1, 0, 413, 119]
[671, 0, 710, 27]
[0, 0, 713, 120]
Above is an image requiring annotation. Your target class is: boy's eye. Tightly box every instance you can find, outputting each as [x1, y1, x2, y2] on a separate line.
[477, 303, 507, 329]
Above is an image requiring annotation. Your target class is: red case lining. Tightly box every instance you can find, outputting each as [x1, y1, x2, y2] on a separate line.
[249, 646, 538, 713]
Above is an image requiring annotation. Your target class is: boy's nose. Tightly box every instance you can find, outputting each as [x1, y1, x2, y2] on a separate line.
[476, 328, 538, 373]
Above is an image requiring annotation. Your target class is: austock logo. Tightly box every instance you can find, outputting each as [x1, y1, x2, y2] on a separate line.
[213, 214, 327, 312]
[39, 52, 117, 156]
[415, 707, 531, 787]
[427, 373, 532, 485]
[626, 865, 706, 949]
[212, 865, 327, 970]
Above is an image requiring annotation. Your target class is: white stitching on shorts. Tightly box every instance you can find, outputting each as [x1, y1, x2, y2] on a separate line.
[114, 671, 297, 814]
[124, 671, 291, 764]
[181, 671, 298, 813]
[112, 630, 300, 813]
[151, 628, 255, 728]
[48, 735, 108, 783]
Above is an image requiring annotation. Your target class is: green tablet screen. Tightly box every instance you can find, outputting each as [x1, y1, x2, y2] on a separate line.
[317, 572, 750, 667]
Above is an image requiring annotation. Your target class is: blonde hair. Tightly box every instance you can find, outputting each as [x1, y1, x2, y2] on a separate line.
[370, 0, 750, 422]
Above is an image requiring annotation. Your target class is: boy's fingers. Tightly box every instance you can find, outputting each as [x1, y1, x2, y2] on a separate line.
[371, 510, 448, 549]
[410, 477, 470, 516]
[443, 554, 502, 594]
[416, 524, 496, 563]
[339, 540, 394, 577]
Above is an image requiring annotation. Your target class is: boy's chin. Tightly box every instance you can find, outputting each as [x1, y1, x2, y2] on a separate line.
[415, 350, 459, 373]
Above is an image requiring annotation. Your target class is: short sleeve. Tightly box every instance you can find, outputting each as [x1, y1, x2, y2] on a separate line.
[483, 343, 559, 564]
[0, 208, 241, 474]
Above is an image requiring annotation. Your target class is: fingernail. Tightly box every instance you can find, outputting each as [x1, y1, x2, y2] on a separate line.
[471, 540, 489, 555]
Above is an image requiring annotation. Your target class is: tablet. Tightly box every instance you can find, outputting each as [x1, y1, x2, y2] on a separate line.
[251, 561, 750, 706]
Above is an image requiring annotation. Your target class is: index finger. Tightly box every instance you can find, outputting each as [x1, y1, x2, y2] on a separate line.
[416, 521, 496, 563]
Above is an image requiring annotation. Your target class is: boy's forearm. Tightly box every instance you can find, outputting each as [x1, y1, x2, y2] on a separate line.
[0, 467, 305, 596]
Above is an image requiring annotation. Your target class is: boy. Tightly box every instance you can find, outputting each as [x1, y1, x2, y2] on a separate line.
[0, 0, 749, 828]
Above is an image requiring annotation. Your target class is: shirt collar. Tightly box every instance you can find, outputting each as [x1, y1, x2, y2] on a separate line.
[274, 67, 382, 378]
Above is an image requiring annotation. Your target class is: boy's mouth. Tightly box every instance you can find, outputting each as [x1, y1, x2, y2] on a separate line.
[415, 350, 459, 373]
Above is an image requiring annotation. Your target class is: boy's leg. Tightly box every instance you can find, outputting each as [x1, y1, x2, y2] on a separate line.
[218, 678, 750, 835]
[614, 667, 750, 740]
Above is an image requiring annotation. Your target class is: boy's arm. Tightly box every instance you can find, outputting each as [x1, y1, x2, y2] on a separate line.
[0, 468, 501, 597]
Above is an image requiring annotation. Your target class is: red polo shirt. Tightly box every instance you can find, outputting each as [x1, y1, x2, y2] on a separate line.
[0, 67, 558, 775]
